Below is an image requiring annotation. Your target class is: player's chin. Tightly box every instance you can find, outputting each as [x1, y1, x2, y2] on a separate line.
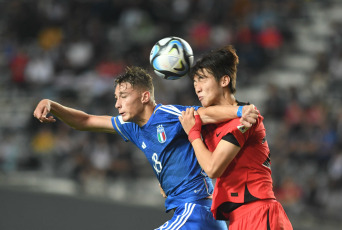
[121, 113, 129, 121]
[200, 100, 209, 107]
[123, 114, 135, 123]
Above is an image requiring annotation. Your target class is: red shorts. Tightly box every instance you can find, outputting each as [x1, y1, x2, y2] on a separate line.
[227, 199, 293, 230]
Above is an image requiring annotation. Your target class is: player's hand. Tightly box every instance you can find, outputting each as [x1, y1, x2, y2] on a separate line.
[159, 184, 167, 198]
[240, 104, 259, 128]
[33, 99, 56, 123]
[179, 107, 198, 134]
[179, 108, 202, 143]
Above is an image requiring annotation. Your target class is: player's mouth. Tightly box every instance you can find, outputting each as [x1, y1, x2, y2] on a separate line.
[198, 96, 203, 101]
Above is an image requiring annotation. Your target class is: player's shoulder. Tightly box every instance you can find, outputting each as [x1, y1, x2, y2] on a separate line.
[219, 117, 241, 127]
[113, 115, 134, 126]
[154, 104, 199, 116]
[207, 118, 242, 136]
[154, 104, 182, 116]
[112, 116, 137, 133]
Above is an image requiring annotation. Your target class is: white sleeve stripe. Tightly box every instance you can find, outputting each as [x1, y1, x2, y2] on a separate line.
[158, 107, 182, 116]
[162, 105, 182, 114]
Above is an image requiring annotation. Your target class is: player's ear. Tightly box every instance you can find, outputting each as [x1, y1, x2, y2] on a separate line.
[221, 75, 230, 87]
[141, 91, 150, 104]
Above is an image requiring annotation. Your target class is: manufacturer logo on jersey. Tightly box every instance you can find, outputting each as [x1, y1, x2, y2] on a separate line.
[194, 189, 203, 194]
[157, 125, 167, 143]
[262, 136, 266, 144]
[237, 125, 249, 133]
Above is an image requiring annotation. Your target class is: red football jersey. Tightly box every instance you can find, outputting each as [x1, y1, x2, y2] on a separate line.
[202, 115, 276, 220]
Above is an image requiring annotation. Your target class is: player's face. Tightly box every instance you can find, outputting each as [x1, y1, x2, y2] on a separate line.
[193, 69, 223, 107]
[115, 82, 144, 122]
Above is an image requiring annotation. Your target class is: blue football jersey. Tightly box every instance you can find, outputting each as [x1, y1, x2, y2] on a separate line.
[111, 104, 214, 211]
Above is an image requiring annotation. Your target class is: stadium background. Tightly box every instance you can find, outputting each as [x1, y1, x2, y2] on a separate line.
[0, 0, 342, 229]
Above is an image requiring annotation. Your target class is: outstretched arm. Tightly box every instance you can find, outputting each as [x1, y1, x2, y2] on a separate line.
[197, 104, 258, 128]
[179, 108, 240, 178]
[33, 99, 115, 133]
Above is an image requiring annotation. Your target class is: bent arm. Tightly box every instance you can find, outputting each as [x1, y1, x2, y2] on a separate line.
[33, 99, 115, 133]
[197, 105, 238, 125]
[179, 108, 240, 178]
[191, 139, 240, 178]
[197, 104, 258, 127]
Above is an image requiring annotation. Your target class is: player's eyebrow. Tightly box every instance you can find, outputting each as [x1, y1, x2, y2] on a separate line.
[115, 91, 128, 98]
[195, 72, 207, 79]
[119, 91, 125, 95]
[197, 69, 209, 78]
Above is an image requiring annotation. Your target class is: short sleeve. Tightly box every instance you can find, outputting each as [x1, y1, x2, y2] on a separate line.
[111, 116, 133, 142]
[222, 133, 240, 147]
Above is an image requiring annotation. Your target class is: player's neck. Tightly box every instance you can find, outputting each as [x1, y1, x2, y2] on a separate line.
[134, 103, 156, 127]
[219, 93, 237, 106]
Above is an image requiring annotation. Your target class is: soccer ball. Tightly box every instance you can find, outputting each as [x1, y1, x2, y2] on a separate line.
[150, 37, 194, 80]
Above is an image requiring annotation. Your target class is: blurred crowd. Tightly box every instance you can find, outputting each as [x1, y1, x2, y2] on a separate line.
[264, 15, 342, 217]
[0, 0, 341, 224]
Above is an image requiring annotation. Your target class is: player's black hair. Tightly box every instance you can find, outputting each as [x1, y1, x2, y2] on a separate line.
[190, 45, 239, 94]
[115, 66, 154, 96]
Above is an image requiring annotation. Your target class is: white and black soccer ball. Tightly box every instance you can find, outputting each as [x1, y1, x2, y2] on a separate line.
[150, 37, 194, 80]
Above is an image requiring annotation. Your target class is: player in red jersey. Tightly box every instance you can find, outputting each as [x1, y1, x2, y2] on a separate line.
[179, 45, 293, 230]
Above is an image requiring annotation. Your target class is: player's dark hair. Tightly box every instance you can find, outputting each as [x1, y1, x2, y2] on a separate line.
[115, 66, 155, 97]
[190, 45, 239, 94]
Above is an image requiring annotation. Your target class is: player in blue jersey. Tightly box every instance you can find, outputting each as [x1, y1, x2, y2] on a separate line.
[33, 66, 258, 229]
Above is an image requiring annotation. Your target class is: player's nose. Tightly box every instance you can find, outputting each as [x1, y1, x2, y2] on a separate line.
[115, 99, 121, 109]
[195, 84, 202, 94]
